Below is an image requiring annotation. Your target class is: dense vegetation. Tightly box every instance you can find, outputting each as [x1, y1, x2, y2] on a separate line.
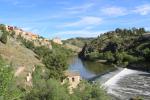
[24, 66, 110, 100]
[79, 28, 150, 71]
[18, 37, 73, 80]
[0, 56, 24, 100]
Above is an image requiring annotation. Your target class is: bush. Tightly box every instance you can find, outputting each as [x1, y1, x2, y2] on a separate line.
[122, 52, 139, 63]
[0, 57, 23, 100]
[73, 81, 110, 100]
[88, 51, 100, 60]
[42, 51, 68, 80]
[0, 31, 8, 44]
[104, 51, 115, 62]
[115, 52, 124, 65]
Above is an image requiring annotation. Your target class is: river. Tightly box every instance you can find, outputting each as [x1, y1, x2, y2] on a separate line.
[68, 56, 114, 80]
[68, 56, 150, 100]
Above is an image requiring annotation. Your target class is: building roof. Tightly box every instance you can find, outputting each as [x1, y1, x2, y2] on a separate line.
[65, 71, 80, 77]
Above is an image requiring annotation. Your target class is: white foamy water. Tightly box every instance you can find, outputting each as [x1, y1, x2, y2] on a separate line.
[95, 68, 150, 100]
[104, 68, 137, 87]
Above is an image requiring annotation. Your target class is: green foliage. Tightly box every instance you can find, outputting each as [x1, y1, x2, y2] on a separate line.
[64, 37, 94, 48]
[0, 57, 24, 100]
[88, 51, 100, 60]
[130, 96, 143, 100]
[24, 66, 110, 100]
[24, 66, 70, 100]
[73, 81, 110, 100]
[142, 48, 150, 61]
[122, 52, 139, 63]
[34, 46, 51, 58]
[42, 51, 68, 79]
[0, 30, 8, 44]
[20, 38, 73, 80]
[22, 39, 35, 50]
[104, 51, 115, 62]
[0, 24, 9, 44]
[79, 27, 149, 69]
[115, 52, 124, 65]
[0, 24, 6, 30]
[10, 31, 16, 37]
[0, 57, 12, 98]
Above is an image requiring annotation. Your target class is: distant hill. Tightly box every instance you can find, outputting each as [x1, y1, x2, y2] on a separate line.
[63, 37, 94, 48]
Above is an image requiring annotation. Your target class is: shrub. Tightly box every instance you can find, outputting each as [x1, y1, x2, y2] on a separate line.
[88, 51, 100, 60]
[104, 51, 115, 62]
[0, 31, 8, 44]
[73, 81, 110, 100]
[122, 53, 138, 63]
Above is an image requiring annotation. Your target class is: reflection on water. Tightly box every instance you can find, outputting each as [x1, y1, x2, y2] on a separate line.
[68, 56, 114, 79]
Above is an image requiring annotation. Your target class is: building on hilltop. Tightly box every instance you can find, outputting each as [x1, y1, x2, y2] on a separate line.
[52, 37, 63, 44]
[5, 25, 52, 49]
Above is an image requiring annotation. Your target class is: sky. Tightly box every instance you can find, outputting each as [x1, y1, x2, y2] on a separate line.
[0, 0, 150, 39]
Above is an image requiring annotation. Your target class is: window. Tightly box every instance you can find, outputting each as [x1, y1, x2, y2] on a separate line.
[72, 77, 75, 82]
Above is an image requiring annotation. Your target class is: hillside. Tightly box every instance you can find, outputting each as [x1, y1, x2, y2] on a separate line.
[79, 28, 150, 71]
[0, 31, 44, 88]
[64, 43, 82, 53]
[0, 37, 43, 71]
[63, 37, 94, 48]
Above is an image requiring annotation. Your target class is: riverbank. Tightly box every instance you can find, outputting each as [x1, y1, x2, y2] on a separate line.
[127, 62, 150, 72]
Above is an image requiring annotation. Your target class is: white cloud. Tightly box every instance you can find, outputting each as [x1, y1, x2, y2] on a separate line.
[21, 27, 32, 31]
[66, 3, 94, 10]
[54, 29, 107, 39]
[4, 0, 36, 8]
[21, 27, 39, 34]
[145, 26, 150, 31]
[63, 16, 102, 27]
[101, 6, 127, 16]
[64, 3, 94, 14]
[133, 4, 150, 15]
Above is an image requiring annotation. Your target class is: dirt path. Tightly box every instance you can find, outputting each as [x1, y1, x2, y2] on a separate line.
[15, 66, 25, 77]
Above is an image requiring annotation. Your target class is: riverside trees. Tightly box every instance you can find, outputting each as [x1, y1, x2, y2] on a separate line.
[79, 28, 149, 69]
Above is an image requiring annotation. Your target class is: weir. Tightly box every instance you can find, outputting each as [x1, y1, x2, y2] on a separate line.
[95, 68, 150, 100]
[88, 68, 118, 81]
[103, 68, 137, 87]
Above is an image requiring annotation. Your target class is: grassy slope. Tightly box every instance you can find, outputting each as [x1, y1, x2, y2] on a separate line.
[0, 37, 43, 84]
[64, 43, 82, 53]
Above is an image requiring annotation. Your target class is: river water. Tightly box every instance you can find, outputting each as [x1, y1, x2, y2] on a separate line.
[68, 56, 150, 100]
[68, 56, 114, 79]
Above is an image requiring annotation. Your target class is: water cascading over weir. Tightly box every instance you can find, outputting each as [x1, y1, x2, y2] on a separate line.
[94, 68, 150, 100]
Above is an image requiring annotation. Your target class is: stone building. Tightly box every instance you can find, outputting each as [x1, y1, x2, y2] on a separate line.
[52, 37, 63, 44]
[62, 71, 81, 93]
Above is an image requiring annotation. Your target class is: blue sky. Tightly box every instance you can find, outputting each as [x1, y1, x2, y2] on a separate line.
[0, 0, 150, 39]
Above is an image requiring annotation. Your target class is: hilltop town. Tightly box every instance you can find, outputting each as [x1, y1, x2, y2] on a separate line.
[4, 25, 63, 49]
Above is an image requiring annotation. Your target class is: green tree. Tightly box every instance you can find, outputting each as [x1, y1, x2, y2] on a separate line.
[0, 57, 24, 100]
[104, 51, 115, 62]
[0, 31, 8, 44]
[42, 51, 68, 80]
[24, 66, 70, 100]
[73, 81, 110, 100]
[115, 52, 123, 65]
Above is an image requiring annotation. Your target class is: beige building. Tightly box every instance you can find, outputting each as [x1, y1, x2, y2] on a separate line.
[62, 71, 81, 93]
[5, 25, 52, 49]
[52, 37, 63, 44]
